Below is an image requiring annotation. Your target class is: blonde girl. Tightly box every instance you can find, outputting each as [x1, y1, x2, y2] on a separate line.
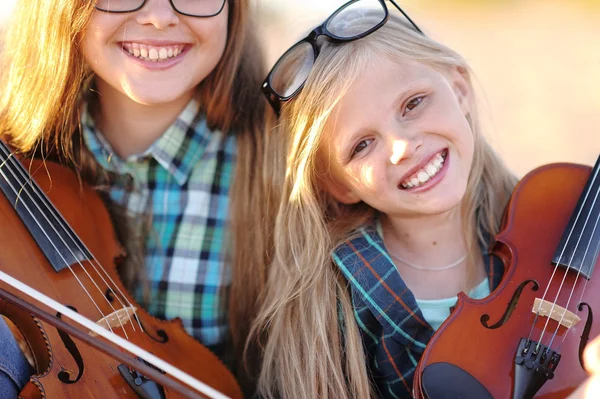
[0, 0, 274, 395]
[249, 0, 518, 398]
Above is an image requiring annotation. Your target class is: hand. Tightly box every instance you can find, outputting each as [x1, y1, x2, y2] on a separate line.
[567, 335, 600, 398]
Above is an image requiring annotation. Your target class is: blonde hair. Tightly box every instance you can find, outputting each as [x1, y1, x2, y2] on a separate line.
[249, 14, 518, 399]
[0, 0, 272, 385]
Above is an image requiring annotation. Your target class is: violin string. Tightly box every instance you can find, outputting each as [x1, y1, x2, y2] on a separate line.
[532, 166, 599, 352]
[523, 166, 598, 349]
[553, 201, 600, 349]
[544, 169, 600, 349]
[0, 150, 118, 329]
[560, 244, 597, 349]
[1, 147, 144, 335]
[0, 146, 127, 335]
[0, 151, 142, 338]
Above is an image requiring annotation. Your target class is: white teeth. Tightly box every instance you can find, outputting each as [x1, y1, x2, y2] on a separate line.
[123, 43, 185, 61]
[149, 48, 159, 60]
[400, 151, 447, 189]
[426, 164, 437, 177]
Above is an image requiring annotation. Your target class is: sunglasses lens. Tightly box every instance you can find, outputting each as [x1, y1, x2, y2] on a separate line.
[326, 0, 386, 38]
[270, 41, 315, 98]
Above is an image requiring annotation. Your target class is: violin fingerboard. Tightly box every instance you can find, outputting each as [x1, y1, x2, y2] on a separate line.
[552, 154, 600, 280]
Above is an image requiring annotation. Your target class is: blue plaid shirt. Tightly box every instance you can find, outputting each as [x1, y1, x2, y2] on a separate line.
[333, 225, 504, 398]
[82, 99, 236, 365]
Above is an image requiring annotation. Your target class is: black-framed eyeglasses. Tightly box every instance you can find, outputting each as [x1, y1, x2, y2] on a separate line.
[262, 0, 423, 115]
[94, 0, 227, 18]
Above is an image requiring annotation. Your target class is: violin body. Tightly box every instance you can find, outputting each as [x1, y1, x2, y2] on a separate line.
[0, 156, 242, 398]
[414, 161, 600, 398]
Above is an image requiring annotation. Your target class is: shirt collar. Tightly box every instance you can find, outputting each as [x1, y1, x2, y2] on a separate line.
[332, 223, 505, 347]
[81, 98, 213, 186]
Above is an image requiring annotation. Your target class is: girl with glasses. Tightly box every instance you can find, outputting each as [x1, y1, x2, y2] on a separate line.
[248, 2, 519, 398]
[0, 0, 272, 396]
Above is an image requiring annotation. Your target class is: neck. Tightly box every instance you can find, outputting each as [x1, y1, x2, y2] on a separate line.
[93, 79, 193, 159]
[381, 207, 467, 269]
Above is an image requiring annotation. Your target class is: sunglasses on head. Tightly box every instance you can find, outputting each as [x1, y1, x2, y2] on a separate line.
[262, 0, 423, 115]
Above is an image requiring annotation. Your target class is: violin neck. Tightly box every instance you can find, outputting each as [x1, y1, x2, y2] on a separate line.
[0, 140, 90, 272]
[552, 154, 600, 279]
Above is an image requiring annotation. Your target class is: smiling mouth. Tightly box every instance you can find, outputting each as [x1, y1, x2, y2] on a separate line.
[399, 149, 448, 189]
[121, 43, 187, 62]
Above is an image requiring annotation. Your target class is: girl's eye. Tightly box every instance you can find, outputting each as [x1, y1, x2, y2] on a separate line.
[351, 138, 373, 158]
[404, 96, 424, 114]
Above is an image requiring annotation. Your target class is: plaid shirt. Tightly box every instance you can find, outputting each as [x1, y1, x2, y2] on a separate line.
[333, 225, 504, 398]
[82, 99, 236, 365]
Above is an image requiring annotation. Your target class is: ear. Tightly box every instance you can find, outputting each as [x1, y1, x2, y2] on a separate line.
[448, 66, 472, 116]
[319, 172, 362, 205]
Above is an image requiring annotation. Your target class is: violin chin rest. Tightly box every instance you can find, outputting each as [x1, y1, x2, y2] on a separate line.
[421, 362, 494, 399]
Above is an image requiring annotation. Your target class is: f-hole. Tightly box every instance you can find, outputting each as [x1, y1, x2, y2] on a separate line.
[481, 279, 539, 329]
[578, 302, 593, 370]
[56, 305, 85, 384]
[105, 289, 169, 344]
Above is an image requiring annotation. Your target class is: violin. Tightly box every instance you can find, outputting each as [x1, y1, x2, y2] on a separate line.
[0, 140, 243, 399]
[414, 155, 600, 399]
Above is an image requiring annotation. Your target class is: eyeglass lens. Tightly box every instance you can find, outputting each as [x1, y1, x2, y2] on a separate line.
[269, 0, 386, 99]
[270, 42, 315, 98]
[95, 0, 226, 17]
[326, 0, 386, 38]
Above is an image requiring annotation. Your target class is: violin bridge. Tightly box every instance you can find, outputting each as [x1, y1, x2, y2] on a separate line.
[532, 298, 580, 328]
[90, 306, 138, 336]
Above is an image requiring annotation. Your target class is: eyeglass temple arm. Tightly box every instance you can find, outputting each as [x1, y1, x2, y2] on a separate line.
[387, 0, 424, 34]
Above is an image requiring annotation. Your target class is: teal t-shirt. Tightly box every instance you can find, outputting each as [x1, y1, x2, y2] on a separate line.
[415, 278, 490, 331]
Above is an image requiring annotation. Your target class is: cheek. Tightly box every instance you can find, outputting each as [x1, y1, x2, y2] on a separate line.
[81, 31, 102, 70]
[347, 164, 380, 192]
[81, 18, 122, 68]
[191, 11, 228, 50]
[459, 121, 475, 160]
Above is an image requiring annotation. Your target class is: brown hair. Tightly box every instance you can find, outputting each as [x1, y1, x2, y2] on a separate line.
[0, 0, 273, 388]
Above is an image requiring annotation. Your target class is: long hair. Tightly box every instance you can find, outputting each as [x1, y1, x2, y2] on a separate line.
[249, 14, 518, 399]
[0, 0, 272, 383]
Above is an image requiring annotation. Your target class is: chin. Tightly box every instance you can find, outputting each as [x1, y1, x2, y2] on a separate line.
[124, 87, 195, 107]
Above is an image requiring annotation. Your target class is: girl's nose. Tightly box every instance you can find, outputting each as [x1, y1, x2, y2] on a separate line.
[135, 0, 179, 30]
[389, 135, 422, 165]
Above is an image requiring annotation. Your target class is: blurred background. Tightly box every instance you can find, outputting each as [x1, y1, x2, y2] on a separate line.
[1, 0, 598, 177]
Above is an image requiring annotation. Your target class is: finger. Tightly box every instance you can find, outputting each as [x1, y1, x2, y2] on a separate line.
[567, 376, 600, 399]
[583, 335, 600, 374]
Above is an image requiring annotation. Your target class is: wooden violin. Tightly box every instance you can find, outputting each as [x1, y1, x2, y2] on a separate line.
[414, 155, 600, 399]
[0, 140, 243, 399]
